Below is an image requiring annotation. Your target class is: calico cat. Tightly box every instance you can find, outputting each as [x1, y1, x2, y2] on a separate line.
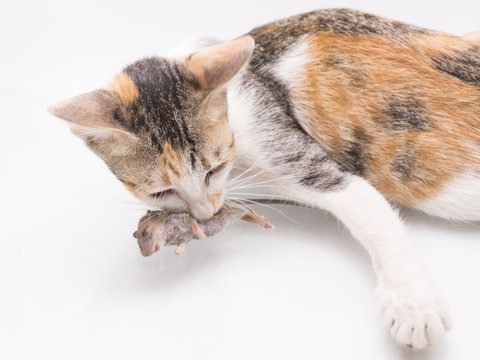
[48, 9, 480, 349]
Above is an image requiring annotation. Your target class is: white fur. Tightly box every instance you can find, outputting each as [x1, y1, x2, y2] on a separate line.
[270, 39, 322, 136]
[281, 176, 451, 348]
[167, 37, 454, 348]
[271, 38, 310, 84]
[227, 66, 451, 348]
[227, 76, 269, 177]
[416, 171, 480, 222]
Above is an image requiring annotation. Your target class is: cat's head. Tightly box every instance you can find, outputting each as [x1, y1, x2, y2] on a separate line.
[48, 36, 254, 220]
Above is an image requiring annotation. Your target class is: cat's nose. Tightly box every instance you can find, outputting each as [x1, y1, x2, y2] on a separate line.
[189, 202, 214, 221]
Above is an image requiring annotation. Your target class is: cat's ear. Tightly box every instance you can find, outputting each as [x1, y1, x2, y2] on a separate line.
[185, 35, 255, 92]
[48, 89, 138, 151]
[48, 89, 119, 130]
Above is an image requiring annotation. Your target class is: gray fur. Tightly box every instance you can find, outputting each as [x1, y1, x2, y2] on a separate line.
[134, 205, 272, 256]
[432, 49, 480, 88]
[380, 95, 429, 131]
[247, 8, 429, 72]
[119, 57, 202, 164]
[392, 141, 419, 182]
[238, 69, 348, 191]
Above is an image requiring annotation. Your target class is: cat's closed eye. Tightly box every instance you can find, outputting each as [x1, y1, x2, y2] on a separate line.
[150, 189, 177, 199]
[205, 162, 227, 185]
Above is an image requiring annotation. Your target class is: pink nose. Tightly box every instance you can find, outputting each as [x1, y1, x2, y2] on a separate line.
[189, 202, 214, 221]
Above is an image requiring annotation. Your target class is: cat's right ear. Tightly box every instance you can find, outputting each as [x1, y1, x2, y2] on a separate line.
[48, 89, 138, 152]
[184, 36, 255, 93]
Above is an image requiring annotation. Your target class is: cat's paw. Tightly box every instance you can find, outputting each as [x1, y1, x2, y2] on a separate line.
[376, 282, 452, 349]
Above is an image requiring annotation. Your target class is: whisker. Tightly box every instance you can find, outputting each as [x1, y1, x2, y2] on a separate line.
[228, 165, 295, 189]
[227, 183, 288, 191]
[227, 192, 285, 198]
[227, 160, 267, 185]
[229, 175, 295, 188]
[137, 212, 161, 229]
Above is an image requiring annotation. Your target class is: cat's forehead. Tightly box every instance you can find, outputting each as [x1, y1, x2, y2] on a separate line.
[110, 57, 201, 154]
[105, 56, 235, 185]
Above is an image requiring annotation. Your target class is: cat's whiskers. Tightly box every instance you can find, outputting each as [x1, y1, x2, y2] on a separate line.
[137, 212, 163, 229]
[228, 179, 292, 190]
[100, 195, 149, 211]
[228, 162, 296, 189]
[227, 159, 267, 185]
[227, 175, 296, 195]
[227, 191, 283, 198]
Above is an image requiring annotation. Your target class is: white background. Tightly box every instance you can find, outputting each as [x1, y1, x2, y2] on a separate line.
[1, 0, 480, 359]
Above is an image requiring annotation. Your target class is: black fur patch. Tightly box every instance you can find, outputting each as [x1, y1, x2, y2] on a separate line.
[307, 155, 329, 169]
[298, 154, 340, 189]
[377, 96, 429, 131]
[120, 57, 200, 153]
[392, 141, 418, 181]
[337, 128, 371, 175]
[190, 152, 197, 168]
[300, 173, 322, 186]
[323, 54, 367, 87]
[432, 49, 480, 88]
[283, 153, 304, 163]
[339, 142, 366, 175]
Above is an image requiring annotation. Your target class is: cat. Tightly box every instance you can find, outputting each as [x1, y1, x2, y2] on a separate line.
[48, 8, 480, 349]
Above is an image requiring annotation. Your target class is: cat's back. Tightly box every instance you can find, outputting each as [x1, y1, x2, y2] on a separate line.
[247, 8, 430, 68]
[245, 9, 480, 216]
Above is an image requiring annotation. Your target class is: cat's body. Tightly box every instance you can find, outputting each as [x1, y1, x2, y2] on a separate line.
[49, 9, 480, 349]
[225, 9, 480, 221]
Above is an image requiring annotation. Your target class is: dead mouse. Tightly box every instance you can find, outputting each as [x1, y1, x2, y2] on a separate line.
[133, 202, 275, 256]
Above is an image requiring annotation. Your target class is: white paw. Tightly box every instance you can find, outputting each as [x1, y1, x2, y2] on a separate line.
[376, 283, 452, 349]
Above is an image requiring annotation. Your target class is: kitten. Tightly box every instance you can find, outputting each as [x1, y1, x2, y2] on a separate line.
[48, 9, 480, 349]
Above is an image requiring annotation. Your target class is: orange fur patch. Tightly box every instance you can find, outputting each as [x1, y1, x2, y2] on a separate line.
[294, 33, 480, 206]
[108, 72, 139, 104]
[205, 119, 235, 157]
[202, 157, 212, 170]
[198, 93, 236, 168]
[123, 182, 137, 195]
[208, 189, 224, 207]
[158, 141, 185, 185]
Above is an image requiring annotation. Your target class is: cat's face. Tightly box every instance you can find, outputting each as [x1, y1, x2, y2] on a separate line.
[49, 36, 254, 220]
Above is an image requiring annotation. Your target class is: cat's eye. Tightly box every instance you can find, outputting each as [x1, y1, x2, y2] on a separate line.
[205, 162, 227, 185]
[149, 189, 176, 199]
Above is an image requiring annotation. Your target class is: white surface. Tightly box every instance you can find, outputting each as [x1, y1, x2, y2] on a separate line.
[1, 1, 480, 359]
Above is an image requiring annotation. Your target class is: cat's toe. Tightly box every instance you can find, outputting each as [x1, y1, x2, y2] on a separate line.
[377, 284, 451, 349]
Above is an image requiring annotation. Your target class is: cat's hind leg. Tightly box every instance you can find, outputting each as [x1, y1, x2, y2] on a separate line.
[415, 171, 480, 222]
[285, 175, 452, 348]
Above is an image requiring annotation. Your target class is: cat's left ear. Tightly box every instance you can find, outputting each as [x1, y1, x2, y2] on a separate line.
[48, 89, 139, 154]
[185, 35, 255, 92]
[49, 89, 138, 136]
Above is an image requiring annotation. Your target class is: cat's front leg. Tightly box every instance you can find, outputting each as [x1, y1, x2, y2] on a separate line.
[287, 176, 451, 348]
